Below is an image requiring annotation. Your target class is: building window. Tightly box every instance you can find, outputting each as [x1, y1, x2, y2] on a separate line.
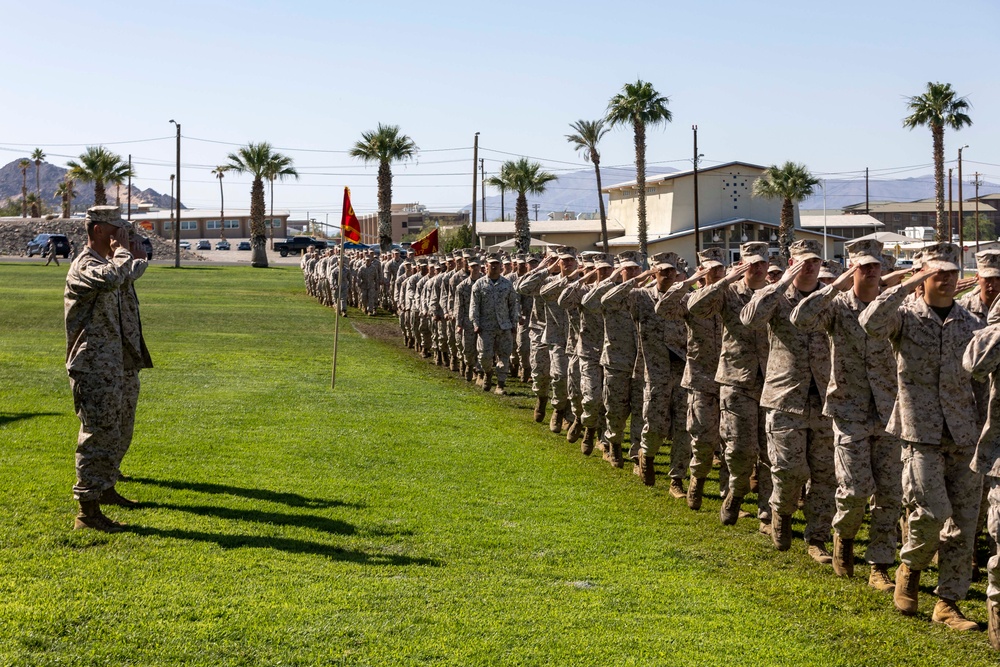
[893, 213, 901, 222]
[646, 187, 656, 194]
[162, 221, 173, 231]
[266, 219, 283, 228]
[911, 214, 919, 222]
[180, 221, 197, 231]
[224, 219, 239, 229]
[206, 220, 221, 230]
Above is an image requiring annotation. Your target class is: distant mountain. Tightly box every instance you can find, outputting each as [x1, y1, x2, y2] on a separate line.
[0, 158, 182, 213]
[461, 166, 678, 221]
[799, 175, 1000, 211]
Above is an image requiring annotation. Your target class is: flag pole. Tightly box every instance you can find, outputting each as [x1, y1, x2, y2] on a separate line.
[332, 232, 345, 390]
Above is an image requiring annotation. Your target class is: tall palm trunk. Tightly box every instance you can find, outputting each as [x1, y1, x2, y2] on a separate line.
[21, 170, 27, 218]
[269, 177, 275, 250]
[500, 188, 505, 222]
[515, 192, 529, 252]
[116, 184, 121, 208]
[377, 161, 393, 251]
[932, 124, 946, 241]
[35, 164, 41, 199]
[250, 177, 268, 267]
[633, 119, 647, 255]
[94, 181, 107, 206]
[593, 154, 608, 253]
[219, 176, 226, 241]
[779, 198, 794, 258]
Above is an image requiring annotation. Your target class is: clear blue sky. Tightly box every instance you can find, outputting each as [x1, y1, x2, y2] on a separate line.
[2, 0, 997, 222]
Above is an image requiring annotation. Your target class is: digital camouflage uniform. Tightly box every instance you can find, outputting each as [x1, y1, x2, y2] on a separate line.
[687, 275, 772, 519]
[471, 271, 520, 385]
[561, 278, 607, 432]
[861, 281, 983, 602]
[65, 246, 134, 501]
[118, 253, 153, 481]
[517, 267, 558, 406]
[742, 278, 835, 546]
[791, 282, 901, 565]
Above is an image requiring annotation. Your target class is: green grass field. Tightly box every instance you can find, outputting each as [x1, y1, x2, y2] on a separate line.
[0, 262, 995, 666]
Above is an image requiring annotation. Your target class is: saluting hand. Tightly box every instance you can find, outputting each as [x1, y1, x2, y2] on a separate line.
[830, 264, 857, 292]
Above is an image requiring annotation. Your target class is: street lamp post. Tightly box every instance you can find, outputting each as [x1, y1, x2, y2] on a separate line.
[169, 119, 181, 267]
[958, 145, 968, 272]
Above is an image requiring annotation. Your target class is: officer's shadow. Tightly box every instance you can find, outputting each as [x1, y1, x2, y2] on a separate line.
[128, 476, 363, 509]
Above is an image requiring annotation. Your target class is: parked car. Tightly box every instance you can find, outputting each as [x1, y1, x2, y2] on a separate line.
[237, 241, 251, 251]
[179, 240, 191, 250]
[274, 236, 327, 257]
[215, 240, 231, 250]
[895, 259, 914, 270]
[196, 240, 211, 250]
[27, 233, 71, 258]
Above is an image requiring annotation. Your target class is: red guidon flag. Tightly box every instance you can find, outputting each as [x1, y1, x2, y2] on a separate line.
[411, 228, 439, 256]
[341, 187, 361, 243]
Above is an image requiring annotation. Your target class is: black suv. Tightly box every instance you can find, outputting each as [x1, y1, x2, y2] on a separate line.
[27, 234, 71, 258]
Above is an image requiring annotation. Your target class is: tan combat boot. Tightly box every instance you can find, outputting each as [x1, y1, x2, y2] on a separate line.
[99, 486, 139, 508]
[893, 562, 920, 616]
[482, 373, 493, 392]
[493, 383, 505, 396]
[533, 397, 547, 423]
[638, 456, 656, 487]
[988, 599, 1000, 649]
[808, 539, 833, 565]
[566, 419, 583, 444]
[549, 408, 565, 434]
[74, 500, 125, 533]
[668, 479, 685, 499]
[932, 599, 979, 631]
[581, 427, 596, 456]
[686, 477, 706, 510]
[832, 534, 853, 577]
[772, 514, 793, 551]
[603, 442, 623, 468]
[719, 492, 743, 526]
[868, 564, 894, 592]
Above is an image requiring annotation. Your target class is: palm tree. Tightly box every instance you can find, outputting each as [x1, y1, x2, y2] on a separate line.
[55, 177, 77, 218]
[31, 148, 45, 199]
[211, 166, 228, 240]
[109, 162, 136, 209]
[485, 162, 513, 222]
[350, 124, 418, 251]
[25, 193, 41, 218]
[751, 161, 819, 259]
[18, 159, 30, 217]
[566, 119, 610, 252]
[66, 146, 125, 206]
[606, 80, 672, 255]
[503, 158, 557, 252]
[264, 155, 299, 249]
[226, 142, 295, 268]
[903, 82, 973, 241]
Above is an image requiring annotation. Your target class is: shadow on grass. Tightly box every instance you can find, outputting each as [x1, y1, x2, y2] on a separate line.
[0, 411, 61, 426]
[142, 502, 360, 536]
[126, 525, 441, 566]
[128, 476, 362, 509]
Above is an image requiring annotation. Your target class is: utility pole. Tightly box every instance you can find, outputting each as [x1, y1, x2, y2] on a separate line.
[169, 175, 175, 250]
[471, 132, 479, 240]
[532, 203, 540, 221]
[692, 125, 700, 253]
[948, 168, 953, 242]
[480, 158, 485, 223]
[864, 167, 869, 214]
[958, 145, 968, 253]
[127, 154, 132, 221]
[169, 119, 181, 268]
[975, 172, 982, 254]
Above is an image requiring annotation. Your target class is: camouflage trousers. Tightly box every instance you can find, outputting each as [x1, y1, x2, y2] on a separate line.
[579, 357, 604, 429]
[667, 358, 692, 481]
[567, 353, 582, 422]
[627, 364, 646, 459]
[459, 325, 478, 370]
[447, 320, 459, 364]
[901, 438, 982, 601]
[548, 344, 569, 411]
[478, 328, 513, 383]
[603, 365, 634, 447]
[118, 369, 141, 480]
[720, 385, 772, 516]
[70, 368, 124, 502]
[435, 319, 448, 355]
[515, 324, 531, 377]
[986, 477, 1000, 602]
[687, 390, 720, 480]
[529, 326, 550, 399]
[766, 393, 835, 544]
[399, 309, 408, 337]
[639, 378, 673, 458]
[419, 316, 433, 353]
[831, 421, 902, 565]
